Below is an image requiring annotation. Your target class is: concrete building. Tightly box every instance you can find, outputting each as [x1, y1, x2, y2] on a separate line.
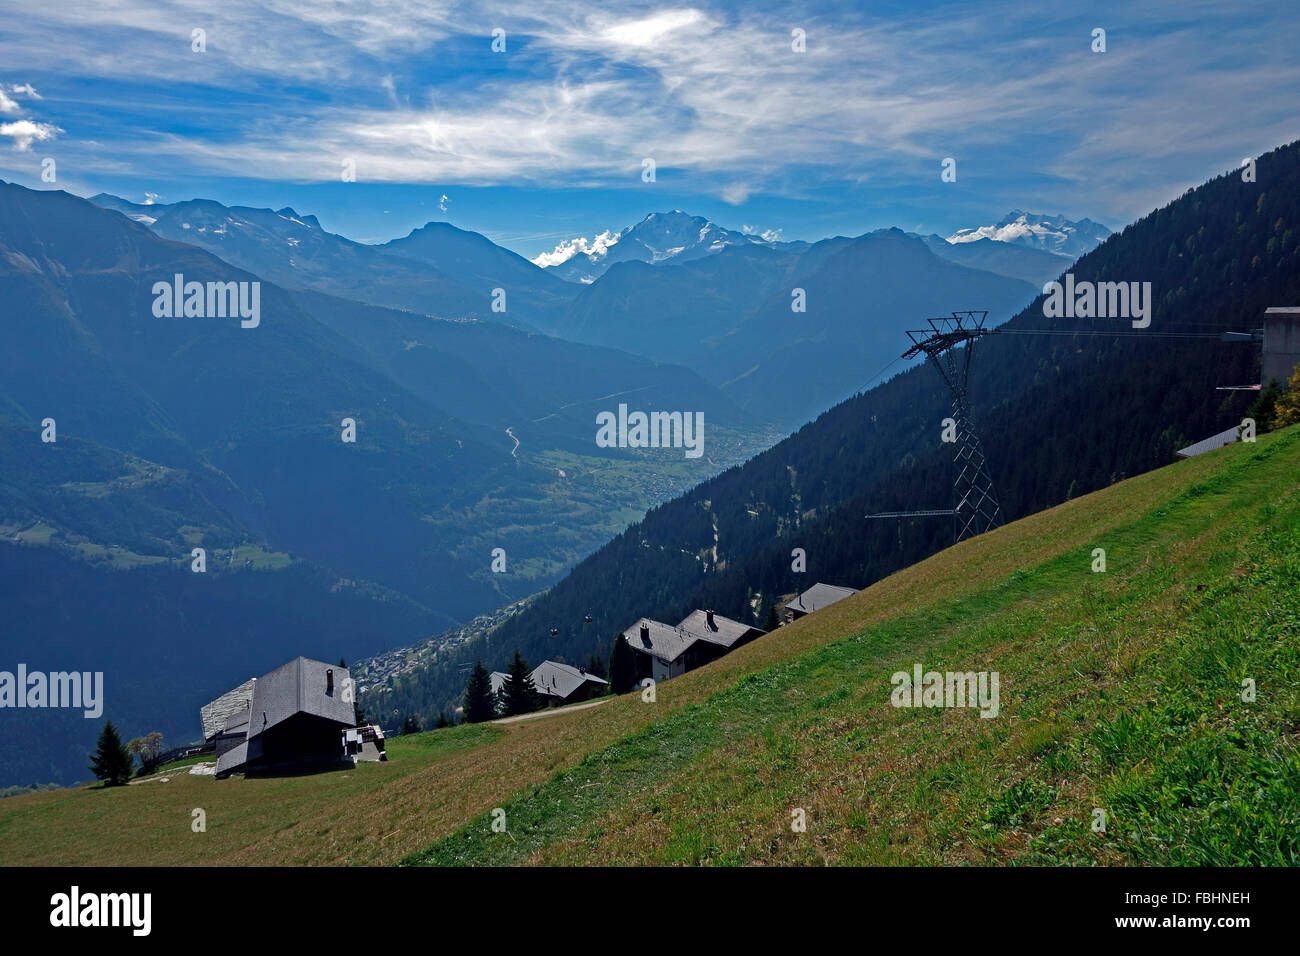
[1263, 307, 1300, 386]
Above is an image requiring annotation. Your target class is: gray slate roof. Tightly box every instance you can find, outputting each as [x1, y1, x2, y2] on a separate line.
[1176, 426, 1242, 459]
[489, 671, 509, 696]
[244, 657, 355, 740]
[200, 678, 257, 740]
[621, 618, 699, 663]
[531, 660, 608, 700]
[677, 610, 764, 649]
[786, 582, 859, 615]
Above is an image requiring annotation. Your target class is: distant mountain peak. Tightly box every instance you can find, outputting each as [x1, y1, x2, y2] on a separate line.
[947, 210, 1109, 259]
[532, 210, 776, 283]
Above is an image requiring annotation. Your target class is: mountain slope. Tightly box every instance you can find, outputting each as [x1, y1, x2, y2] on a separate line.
[6, 422, 1295, 865]
[555, 229, 1038, 424]
[408, 425, 1300, 866]
[919, 234, 1071, 286]
[0, 183, 774, 785]
[370, 140, 1300, 724]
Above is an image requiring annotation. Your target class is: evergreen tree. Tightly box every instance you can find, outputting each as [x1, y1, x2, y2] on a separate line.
[585, 652, 608, 679]
[463, 660, 496, 723]
[763, 602, 780, 632]
[88, 720, 133, 787]
[501, 649, 540, 716]
[435, 710, 451, 729]
[1247, 378, 1283, 433]
[608, 635, 638, 694]
[400, 713, 422, 735]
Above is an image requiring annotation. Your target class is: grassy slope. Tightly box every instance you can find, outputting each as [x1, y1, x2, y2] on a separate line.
[4, 427, 1297, 866]
[405, 426, 1300, 866]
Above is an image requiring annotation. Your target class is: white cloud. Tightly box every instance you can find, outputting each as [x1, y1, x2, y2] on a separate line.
[531, 229, 620, 267]
[721, 182, 751, 205]
[598, 9, 706, 48]
[0, 0, 1296, 226]
[438, 193, 450, 212]
[0, 89, 17, 114]
[1, 119, 62, 150]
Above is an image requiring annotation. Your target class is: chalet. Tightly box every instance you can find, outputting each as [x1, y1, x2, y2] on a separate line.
[621, 618, 709, 682]
[786, 582, 858, 620]
[678, 608, 765, 652]
[200, 657, 359, 778]
[620, 610, 766, 683]
[489, 671, 510, 697]
[531, 660, 609, 705]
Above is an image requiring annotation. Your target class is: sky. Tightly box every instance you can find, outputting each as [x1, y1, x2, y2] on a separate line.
[0, 0, 1297, 258]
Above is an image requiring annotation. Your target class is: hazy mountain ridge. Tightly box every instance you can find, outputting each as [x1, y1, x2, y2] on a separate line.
[369, 141, 1299, 726]
[0, 183, 774, 785]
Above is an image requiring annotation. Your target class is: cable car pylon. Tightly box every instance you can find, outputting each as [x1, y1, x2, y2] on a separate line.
[899, 310, 1003, 542]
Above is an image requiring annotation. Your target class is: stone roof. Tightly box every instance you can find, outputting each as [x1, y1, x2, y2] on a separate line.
[786, 583, 859, 615]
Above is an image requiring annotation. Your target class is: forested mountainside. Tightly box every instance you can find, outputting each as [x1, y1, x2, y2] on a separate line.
[369, 141, 1300, 725]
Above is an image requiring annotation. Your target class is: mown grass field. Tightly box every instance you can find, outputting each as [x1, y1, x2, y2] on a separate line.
[4, 426, 1297, 866]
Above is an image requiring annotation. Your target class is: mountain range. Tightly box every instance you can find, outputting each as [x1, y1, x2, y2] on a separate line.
[0, 184, 769, 785]
[948, 209, 1111, 259]
[367, 140, 1298, 729]
[88, 198, 1068, 426]
[3, 183, 1121, 785]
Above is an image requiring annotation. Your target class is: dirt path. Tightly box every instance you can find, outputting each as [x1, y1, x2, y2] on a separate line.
[492, 697, 610, 724]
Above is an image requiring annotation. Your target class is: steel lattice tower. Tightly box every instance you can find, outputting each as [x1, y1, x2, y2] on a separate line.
[903, 311, 1003, 542]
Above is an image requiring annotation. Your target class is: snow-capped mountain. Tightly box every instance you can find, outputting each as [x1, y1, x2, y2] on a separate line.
[533, 210, 785, 283]
[948, 210, 1110, 260]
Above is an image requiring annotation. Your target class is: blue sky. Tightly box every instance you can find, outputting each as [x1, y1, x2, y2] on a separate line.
[0, 0, 1297, 258]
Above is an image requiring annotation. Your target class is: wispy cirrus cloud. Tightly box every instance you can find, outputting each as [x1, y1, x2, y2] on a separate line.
[0, 0, 1296, 228]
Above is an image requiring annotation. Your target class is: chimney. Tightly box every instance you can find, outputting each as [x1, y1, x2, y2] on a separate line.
[706, 609, 715, 628]
[640, 623, 651, 646]
[326, 668, 334, 694]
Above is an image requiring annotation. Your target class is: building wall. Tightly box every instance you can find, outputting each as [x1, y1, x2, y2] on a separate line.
[1264, 315, 1300, 386]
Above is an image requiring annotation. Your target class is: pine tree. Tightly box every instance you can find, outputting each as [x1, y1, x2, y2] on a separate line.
[88, 720, 133, 787]
[463, 660, 496, 723]
[400, 713, 422, 735]
[434, 710, 451, 729]
[585, 652, 608, 679]
[608, 635, 638, 694]
[501, 649, 540, 716]
[763, 602, 780, 632]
